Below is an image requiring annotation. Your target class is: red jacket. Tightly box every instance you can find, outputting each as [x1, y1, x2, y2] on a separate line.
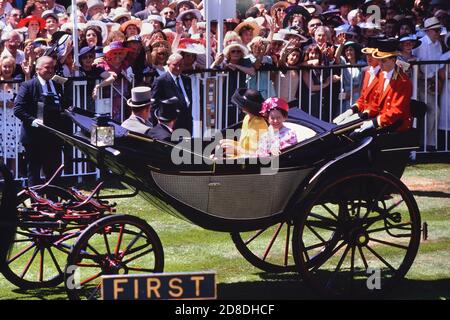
[367, 68, 413, 132]
[355, 67, 381, 116]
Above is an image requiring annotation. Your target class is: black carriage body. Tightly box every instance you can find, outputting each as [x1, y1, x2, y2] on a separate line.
[45, 108, 420, 233]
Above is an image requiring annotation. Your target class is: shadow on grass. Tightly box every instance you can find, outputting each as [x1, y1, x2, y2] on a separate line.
[218, 273, 450, 300]
[412, 190, 450, 198]
[9, 286, 68, 300]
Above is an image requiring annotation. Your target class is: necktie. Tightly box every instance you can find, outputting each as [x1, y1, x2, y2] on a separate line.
[176, 76, 190, 107]
[176, 76, 183, 93]
[46, 80, 53, 94]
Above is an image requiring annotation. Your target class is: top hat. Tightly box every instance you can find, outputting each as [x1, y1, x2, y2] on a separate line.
[361, 36, 385, 54]
[154, 97, 181, 121]
[231, 88, 265, 116]
[127, 87, 152, 108]
[372, 38, 400, 59]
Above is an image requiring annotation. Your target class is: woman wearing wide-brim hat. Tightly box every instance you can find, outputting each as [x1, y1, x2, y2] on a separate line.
[270, 1, 289, 29]
[119, 19, 142, 38]
[234, 20, 262, 46]
[218, 88, 269, 158]
[397, 34, 420, 76]
[17, 15, 46, 41]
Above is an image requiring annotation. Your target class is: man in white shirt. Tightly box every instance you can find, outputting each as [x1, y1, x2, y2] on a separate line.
[14, 56, 65, 186]
[0, 31, 25, 65]
[413, 17, 444, 149]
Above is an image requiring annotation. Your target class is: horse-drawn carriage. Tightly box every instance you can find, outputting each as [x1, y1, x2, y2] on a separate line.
[1, 105, 423, 299]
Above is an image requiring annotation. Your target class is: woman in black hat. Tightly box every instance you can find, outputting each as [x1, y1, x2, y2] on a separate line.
[78, 46, 116, 112]
[219, 88, 268, 158]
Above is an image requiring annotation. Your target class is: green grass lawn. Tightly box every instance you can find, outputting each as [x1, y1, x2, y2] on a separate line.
[1, 163, 449, 300]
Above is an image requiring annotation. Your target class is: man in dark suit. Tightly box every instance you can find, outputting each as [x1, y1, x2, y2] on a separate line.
[148, 97, 180, 141]
[14, 56, 66, 186]
[151, 53, 193, 135]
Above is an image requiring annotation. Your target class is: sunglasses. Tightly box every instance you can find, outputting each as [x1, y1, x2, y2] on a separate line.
[163, 11, 174, 15]
[230, 49, 242, 54]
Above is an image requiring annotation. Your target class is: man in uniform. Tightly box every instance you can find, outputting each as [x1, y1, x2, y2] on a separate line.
[355, 38, 413, 133]
[333, 37, 383, 125]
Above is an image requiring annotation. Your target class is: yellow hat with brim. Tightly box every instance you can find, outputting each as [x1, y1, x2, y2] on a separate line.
[371, 49, 399, 59]
[361, 47, 376, 54]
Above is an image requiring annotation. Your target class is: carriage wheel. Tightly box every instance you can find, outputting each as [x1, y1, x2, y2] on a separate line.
[1, 185, 79, 289]
[64, 215, 164, 300]
[292, 170, 421, 297]
[231, 221, 296, 273]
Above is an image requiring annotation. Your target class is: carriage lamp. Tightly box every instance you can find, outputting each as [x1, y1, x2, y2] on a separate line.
[91, 115, 115, 147]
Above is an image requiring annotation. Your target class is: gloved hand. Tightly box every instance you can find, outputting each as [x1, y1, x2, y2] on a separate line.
[338, 112, 362, 125]
[332, 108, 354, 125]
[31, 119, 43, 127]
[354, 119, 376, 133]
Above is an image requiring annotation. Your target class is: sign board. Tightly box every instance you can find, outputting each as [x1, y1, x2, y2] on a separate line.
[207, 0, 236, 20]
[101, 271, 217, 300]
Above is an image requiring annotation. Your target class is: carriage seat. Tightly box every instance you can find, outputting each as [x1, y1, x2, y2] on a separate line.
[284, 122, 317, 143]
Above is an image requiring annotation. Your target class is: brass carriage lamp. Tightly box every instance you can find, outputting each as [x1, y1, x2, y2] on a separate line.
[91, 115, 115, 147]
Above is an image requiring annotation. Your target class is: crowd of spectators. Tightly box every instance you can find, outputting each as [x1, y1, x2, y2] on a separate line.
[0, 0, 450, 171]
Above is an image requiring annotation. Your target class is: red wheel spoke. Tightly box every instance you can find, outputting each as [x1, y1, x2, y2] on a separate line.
[80, 272, 102, 286]
[8, 242, 36, 264]
[20, 247, 39, 279]
[114, 224, 125, 256]
[39, 248, 44, 282]
[76, 263, 101, 268]
[262, 223, 284, 262]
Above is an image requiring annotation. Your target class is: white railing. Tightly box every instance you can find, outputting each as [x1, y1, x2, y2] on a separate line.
[1, 61, 448, 181]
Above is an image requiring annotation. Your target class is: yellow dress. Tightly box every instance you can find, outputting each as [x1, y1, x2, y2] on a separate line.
[223, 114, 268, 157]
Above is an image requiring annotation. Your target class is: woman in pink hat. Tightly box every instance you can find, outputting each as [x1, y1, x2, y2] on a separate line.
[256, 97, 297, 157]
[96, 41, 132, 121]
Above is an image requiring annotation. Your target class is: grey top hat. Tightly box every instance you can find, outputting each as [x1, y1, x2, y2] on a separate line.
[127, 87, 152, 108]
